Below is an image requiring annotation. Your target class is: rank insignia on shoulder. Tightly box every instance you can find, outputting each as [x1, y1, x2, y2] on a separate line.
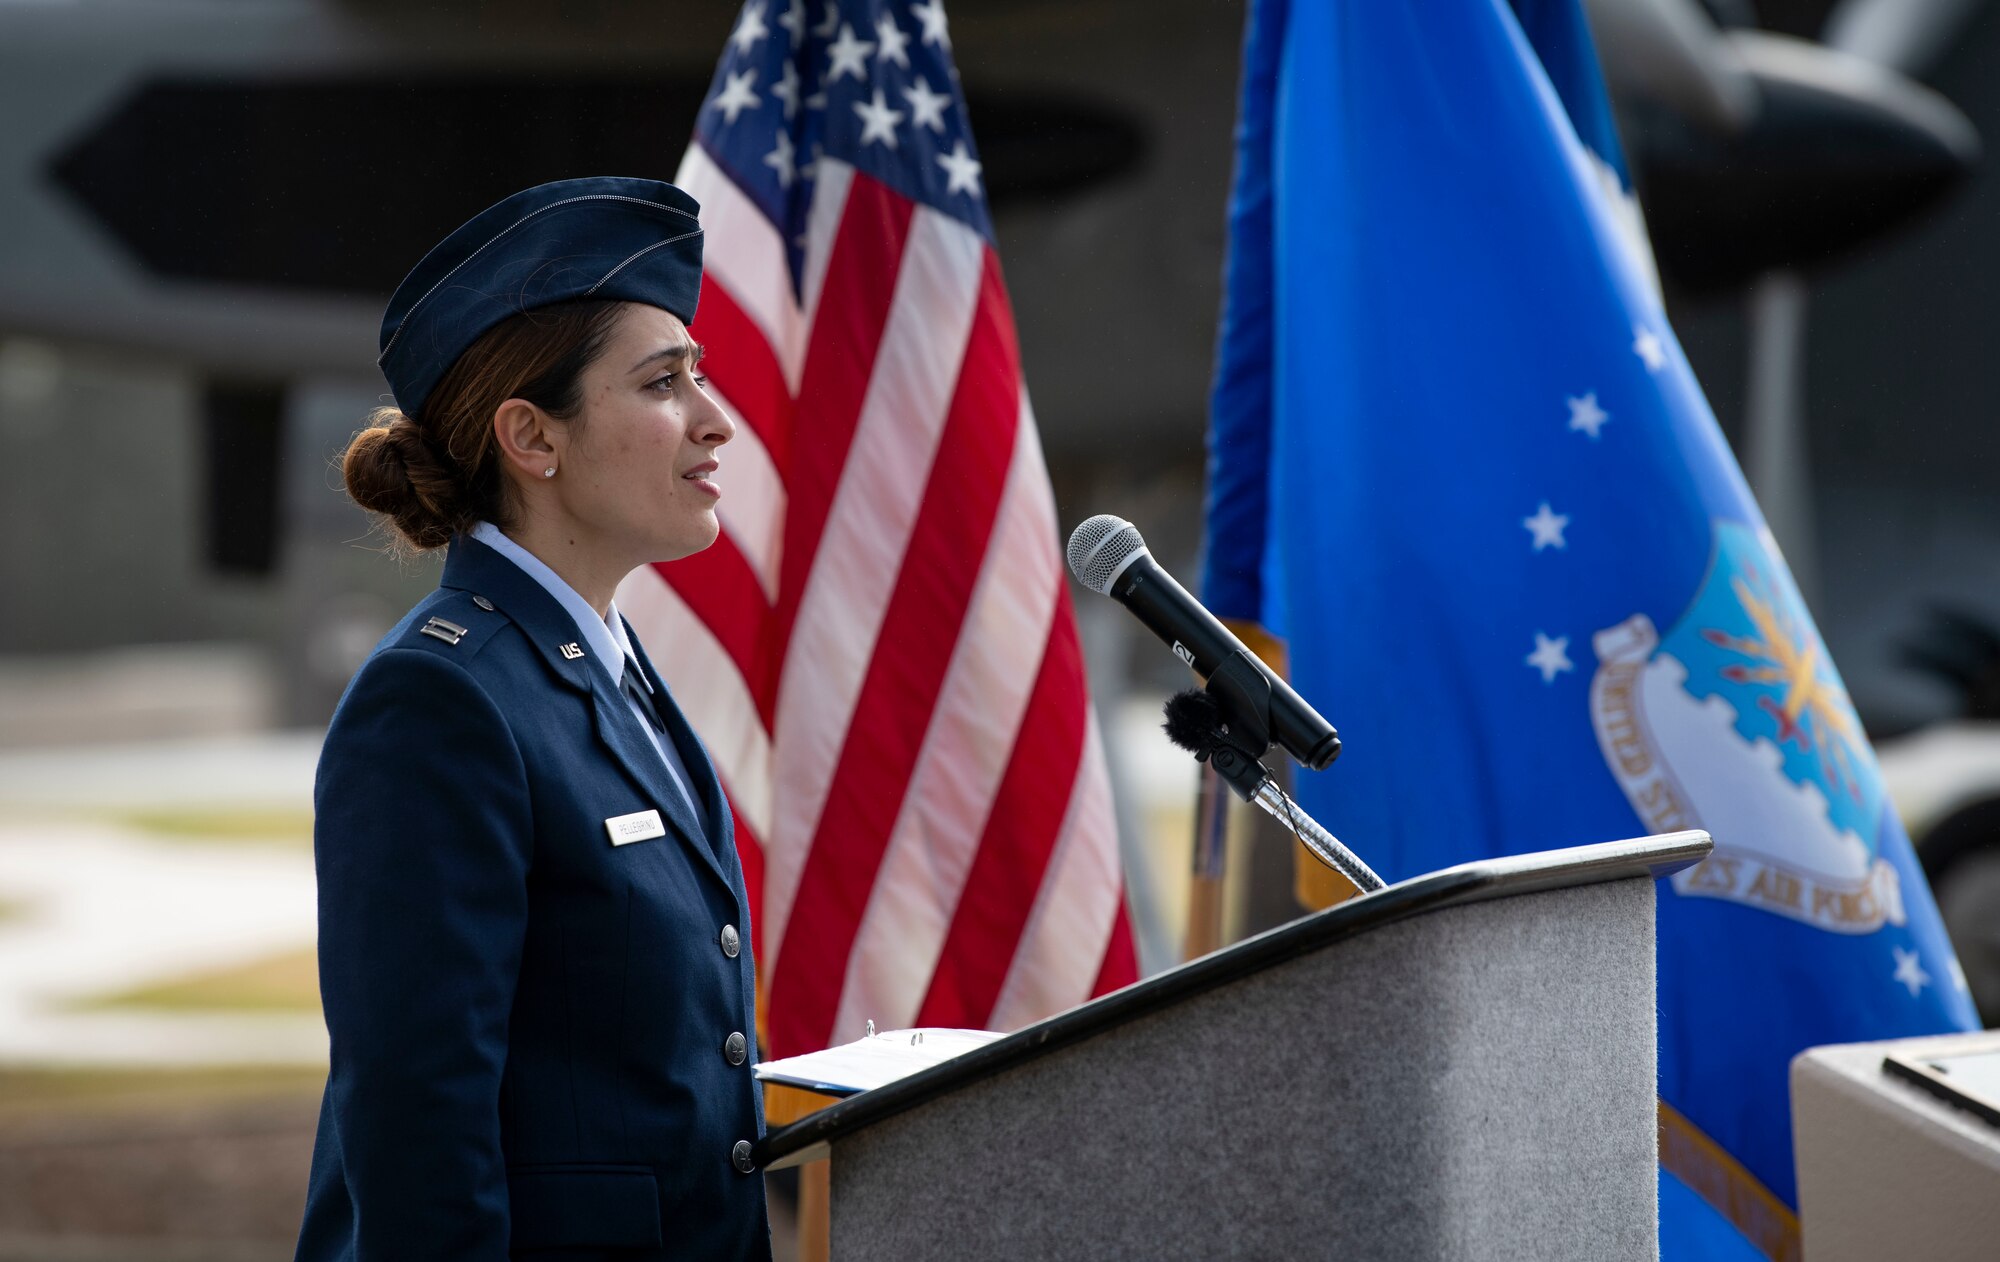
[560, 642, 585, 660]
[421, 617, 468, 646]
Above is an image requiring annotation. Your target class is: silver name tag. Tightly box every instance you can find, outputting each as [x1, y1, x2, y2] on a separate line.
[605, 810, 666, 846]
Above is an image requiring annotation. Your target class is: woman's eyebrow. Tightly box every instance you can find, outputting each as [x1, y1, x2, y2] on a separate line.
[630, 343, 691, 374]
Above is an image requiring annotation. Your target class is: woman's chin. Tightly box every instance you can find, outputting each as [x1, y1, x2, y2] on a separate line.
[648, 516, 722, 565]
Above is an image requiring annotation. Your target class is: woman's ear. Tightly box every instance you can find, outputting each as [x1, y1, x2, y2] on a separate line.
[492, 398, 562, 482]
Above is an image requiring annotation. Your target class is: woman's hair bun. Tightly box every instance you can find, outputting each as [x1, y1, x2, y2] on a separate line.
[341, 407, 469, 552]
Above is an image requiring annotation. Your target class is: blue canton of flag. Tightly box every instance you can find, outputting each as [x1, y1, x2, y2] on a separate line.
[1201, 1, 1978, 1258]
[695, 0, 991, 295]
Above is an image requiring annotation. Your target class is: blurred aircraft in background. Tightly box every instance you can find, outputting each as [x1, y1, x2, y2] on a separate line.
[0, 0, 1994, 1014]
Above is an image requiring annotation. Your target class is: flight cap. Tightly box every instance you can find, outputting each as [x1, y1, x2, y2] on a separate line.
[378, 176, 703, 419]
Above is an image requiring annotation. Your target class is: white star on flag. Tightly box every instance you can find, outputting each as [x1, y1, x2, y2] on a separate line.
[854, 87, 905, 149]
[937, 139, 983, 195]
[827, 22, 874, 81]
[730, 0, 769, 54]
[764, 128, 797, 187]
[1523, 502, 1569, 551]
[875, 11, 912, 67]
[812, 2, 840, 39]
[1893, 946, 1931, 997]
[903, 76, 949, 132]
[1567, 392, 1609, 439]
[772, 60, 801, 118]
[775, 0, 804, 41]
[1526, 632, 1573, 683]
[710, 69, 761, 125]
[912, 0, 951, 48]
[1633, 325, 1667, 372]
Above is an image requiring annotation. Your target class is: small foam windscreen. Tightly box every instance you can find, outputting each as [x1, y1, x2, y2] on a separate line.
[1162, 688, 1224, 757]
[1065, 514, 1145, 595]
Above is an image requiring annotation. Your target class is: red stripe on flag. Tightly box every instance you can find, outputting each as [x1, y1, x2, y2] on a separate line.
[773, 177, 915, 650]
[912, 586, 1089, 1030]
[766, 253, 1023, 1056]
[652, 533, 774, 724]
[1092, 890, 1138, 996]
[691, 280, 793, 470]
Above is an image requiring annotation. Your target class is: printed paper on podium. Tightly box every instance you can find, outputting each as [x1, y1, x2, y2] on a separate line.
[754, 1028, 1004, 1097]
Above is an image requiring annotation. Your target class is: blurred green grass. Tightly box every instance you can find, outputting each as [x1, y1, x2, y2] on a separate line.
[113, 807, 313, 845]
[0, 1063, 325, 1118]
[77, 947, 321, 1013]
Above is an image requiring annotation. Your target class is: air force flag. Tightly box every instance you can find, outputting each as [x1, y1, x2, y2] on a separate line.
[1201, 0, 1978, 1255]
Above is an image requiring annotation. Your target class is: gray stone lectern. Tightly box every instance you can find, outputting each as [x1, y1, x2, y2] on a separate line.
[756, 831, 1710, 1261]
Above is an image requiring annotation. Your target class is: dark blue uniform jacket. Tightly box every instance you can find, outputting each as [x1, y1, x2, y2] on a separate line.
[294, 534, 771, 1261]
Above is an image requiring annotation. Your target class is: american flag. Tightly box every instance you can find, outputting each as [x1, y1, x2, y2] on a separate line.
[616, 0, 1137, 1058]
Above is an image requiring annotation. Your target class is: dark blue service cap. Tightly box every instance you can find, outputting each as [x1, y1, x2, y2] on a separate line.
[377, 175, 704, 420]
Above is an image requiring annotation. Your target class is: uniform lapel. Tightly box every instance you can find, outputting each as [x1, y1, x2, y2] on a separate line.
[585, 668, 722, 880]
[439, 536, 725, 882]
[620, 616, 732, 863]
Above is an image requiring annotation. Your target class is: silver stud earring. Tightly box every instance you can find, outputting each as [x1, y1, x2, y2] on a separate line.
[542, 467, 556, 478]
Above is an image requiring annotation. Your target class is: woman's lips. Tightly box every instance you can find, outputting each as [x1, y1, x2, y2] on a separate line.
[683, 462, 721, 498]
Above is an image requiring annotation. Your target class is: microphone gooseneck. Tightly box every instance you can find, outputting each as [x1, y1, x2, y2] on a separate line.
[1161, 687, 1384, 893]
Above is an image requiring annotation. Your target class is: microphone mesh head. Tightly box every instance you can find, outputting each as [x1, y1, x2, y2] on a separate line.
[1066, 514, 1146, 595]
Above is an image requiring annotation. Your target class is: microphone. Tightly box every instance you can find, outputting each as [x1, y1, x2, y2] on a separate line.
[1066, 515, 1341, 771]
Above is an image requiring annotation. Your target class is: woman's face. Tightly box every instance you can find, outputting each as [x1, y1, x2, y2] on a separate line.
[556, 303, 734, 566]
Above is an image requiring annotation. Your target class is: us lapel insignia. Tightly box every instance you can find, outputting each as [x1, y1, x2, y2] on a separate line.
[559, 642, 585, 660]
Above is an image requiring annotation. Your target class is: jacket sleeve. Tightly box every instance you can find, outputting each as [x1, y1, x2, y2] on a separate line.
[313, 646, 533, 1260]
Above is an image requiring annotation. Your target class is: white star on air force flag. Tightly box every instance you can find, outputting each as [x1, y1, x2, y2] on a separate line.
[1526, 632, 1573, 683]
[1632, 325, 1667, 372]
[1567, 392, 1608, 439]
[1523, 502, 1569, 551]
[1893, 946, 1932, 997]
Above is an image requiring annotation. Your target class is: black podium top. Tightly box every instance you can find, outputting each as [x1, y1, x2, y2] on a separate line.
[755, 830, 1711, 1169]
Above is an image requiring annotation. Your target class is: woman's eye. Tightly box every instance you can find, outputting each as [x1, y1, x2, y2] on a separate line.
[693, 374, 710, 389]
[649, 373, 677, 392]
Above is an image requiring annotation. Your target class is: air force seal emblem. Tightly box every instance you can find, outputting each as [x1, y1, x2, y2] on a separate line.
[1590, 521, 1903, 934]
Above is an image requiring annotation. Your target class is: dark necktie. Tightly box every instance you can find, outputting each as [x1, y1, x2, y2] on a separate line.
[621, 668, 670, 738]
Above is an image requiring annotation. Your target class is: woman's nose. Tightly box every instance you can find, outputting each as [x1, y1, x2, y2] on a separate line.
[694, 387, 736, 447]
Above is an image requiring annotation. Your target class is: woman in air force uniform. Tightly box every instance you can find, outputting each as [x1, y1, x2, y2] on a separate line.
[292, 176, 770, 1262]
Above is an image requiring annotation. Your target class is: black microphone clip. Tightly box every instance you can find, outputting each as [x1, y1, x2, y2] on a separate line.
[1164, 650, 1334, 803]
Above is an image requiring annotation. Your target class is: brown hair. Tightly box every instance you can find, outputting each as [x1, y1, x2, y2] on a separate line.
[342, 298, 629, 551]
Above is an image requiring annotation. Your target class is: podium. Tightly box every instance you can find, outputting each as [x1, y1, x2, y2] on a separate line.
[756, 831, 1709, 1260]
[1793, 1030, 2000, 1261]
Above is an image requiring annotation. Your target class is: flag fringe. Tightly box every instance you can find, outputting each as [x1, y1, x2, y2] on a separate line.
[1658, 1100, 1800, 1261]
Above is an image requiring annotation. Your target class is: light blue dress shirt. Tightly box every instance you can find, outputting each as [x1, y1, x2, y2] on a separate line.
[469, 521, 703, 827]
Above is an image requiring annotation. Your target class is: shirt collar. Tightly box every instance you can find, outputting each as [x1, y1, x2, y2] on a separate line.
[469, 521, 646, 689]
